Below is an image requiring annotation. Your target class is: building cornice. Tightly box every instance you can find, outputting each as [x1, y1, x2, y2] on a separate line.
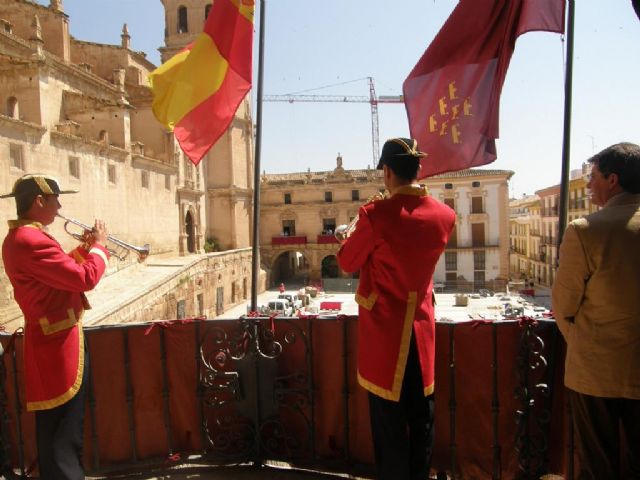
[207, 186, 253, 200]
[132, 153, 177, 174]
[50, 130, 129, 161]
[0, 114, 46, 138]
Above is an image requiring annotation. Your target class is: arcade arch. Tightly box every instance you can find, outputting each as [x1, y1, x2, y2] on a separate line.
[271, 250, 310, 287]
[321, 255, 339, 278]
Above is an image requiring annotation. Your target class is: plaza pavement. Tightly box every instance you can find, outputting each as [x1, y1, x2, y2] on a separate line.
[80, 250, 554, 326]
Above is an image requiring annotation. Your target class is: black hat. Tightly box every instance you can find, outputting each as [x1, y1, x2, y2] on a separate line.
[0, 174, 78, 199]
[376, 138, 426, 170]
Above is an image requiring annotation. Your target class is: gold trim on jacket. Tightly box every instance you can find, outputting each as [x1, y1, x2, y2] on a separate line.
[358, 291, 418, 401]
[26, 325, 85, 411]
[39, 308, 83, 335]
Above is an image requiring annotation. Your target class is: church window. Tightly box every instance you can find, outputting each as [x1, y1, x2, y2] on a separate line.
[141, 170, 149, 189]
[284, 193, 291, 204]
[9, 143, 24, 170]
[445, 183, 453, 189]
[6, 96, 18, 118]
[178, 6, 188, 33]
[324, 191, 332, 203]
[108, 164, 116, 184]
[351, 190, 360, 201]
[69, 156, 80, 179]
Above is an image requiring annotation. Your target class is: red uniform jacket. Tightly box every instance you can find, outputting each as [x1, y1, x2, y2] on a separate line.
[2, 220, 110, 411]
[337, 185, 455, 401]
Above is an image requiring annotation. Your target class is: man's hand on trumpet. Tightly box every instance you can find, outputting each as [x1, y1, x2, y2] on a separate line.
[81, 220, 108, 247]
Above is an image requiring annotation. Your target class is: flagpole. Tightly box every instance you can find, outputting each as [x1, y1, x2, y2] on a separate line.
[556, 0, 575, 253]
[251, 0, 266, 312]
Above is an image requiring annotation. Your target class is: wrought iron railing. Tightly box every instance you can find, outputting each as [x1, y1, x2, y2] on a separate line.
[0, 317, 572, 479]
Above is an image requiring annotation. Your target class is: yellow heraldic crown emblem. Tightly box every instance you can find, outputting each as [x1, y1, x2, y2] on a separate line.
[427, 80, 473, 146]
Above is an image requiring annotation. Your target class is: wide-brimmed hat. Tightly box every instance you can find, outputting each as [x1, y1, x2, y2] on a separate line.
[0, 174, 78, 199]
[376, 138, 426, 170]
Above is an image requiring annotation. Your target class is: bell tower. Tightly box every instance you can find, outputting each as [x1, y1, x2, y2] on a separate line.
[158, 0, 255, 252]
[158, 0, 212, 63]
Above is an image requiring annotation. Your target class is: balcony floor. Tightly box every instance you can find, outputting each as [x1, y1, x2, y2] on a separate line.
[87, 463, 364, 480]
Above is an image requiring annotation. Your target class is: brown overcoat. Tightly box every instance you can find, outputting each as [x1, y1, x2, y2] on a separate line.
[553, 192, 640, 398]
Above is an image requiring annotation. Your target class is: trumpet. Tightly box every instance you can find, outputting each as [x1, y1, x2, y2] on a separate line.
[335, 190, 389, 243]
[57, 214, 150, 263]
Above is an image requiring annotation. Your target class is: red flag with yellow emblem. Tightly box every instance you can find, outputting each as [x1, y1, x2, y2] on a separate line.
[149, 0, 254, 165]
[403, 0, 565, 178]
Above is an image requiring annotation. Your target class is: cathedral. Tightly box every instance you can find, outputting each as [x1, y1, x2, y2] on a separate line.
[0, 0, 255, 325]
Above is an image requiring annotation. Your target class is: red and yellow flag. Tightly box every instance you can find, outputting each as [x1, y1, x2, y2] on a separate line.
[403, 0, 565, 178]
[149, 0, 255, 165]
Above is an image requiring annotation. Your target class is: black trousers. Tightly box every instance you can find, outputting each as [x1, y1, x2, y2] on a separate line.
[35, 350, 89, 480]
[568, 389, 640, 480]
[368, 338, 435, 480]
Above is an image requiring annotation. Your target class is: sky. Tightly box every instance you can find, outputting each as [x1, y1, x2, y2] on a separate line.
[47, 0, 639, 197]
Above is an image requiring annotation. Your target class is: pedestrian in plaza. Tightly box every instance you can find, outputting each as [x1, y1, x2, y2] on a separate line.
[337, 138, 455, 479]
[552, 142, 640, 479]
[1, 174, 110, 480]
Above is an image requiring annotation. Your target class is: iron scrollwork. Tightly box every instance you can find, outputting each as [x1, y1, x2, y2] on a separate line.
[199, 316, 312, 463]
[514, 320, 551, 479]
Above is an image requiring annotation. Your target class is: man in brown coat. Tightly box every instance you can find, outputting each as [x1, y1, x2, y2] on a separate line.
[552, 142, 640, 479]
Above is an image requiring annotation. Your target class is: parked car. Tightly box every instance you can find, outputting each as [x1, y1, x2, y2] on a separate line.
[278, 293, 302, 309]
[267, 299, 294, 317]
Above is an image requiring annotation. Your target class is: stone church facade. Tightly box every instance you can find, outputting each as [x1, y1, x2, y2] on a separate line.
[0, 0, 255, 326]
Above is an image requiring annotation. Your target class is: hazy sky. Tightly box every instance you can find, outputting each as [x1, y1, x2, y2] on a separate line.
[47, 0, 639, 196]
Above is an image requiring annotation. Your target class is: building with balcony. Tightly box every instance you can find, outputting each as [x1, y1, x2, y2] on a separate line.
[259, 155, 513, 291]
[508, 164, 595, 287]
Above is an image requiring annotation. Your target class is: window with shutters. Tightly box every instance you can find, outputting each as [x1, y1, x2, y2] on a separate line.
[471, 223, 485, 246]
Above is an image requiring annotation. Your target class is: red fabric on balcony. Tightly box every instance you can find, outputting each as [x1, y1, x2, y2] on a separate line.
[0, 319, 576, 478]
[320, 301, 342, 310]
[271, 235, 307, 245]
[317, 235, 339, 244]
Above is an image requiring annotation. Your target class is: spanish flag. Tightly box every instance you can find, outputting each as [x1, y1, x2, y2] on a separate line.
[149, 0, 255, 165]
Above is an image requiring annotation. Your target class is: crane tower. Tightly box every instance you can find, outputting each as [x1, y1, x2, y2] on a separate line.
[263, 77, 403, 166]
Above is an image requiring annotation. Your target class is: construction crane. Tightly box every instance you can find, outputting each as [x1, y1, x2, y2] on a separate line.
[263, 77, 403, 166]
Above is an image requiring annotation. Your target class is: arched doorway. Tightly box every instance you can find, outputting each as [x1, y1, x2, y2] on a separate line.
[185, 210, 195, 253]
[321, 255, 339, 279]
[272, 250, 309, 288]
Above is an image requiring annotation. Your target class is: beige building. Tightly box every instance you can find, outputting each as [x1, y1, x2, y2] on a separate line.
[508, 164, 594, 287]
[259, 155, 513, 291]
[0, 0, 255, 327]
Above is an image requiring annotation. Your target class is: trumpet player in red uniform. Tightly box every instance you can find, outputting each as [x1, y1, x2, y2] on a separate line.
[337, 138, 455, 480]
[1, 174, 110, 480]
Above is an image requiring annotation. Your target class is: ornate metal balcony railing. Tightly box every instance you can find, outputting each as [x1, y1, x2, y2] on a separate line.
[1, 317, 575, 479]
